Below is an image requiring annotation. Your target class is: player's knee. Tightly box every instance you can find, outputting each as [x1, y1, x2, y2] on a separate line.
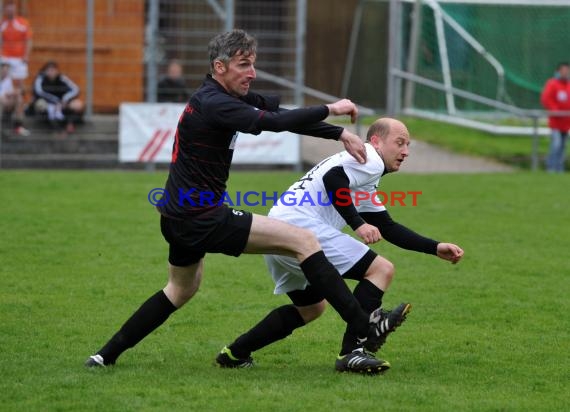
[177, 282, 200, 304]
[294, 227, 321, 258]
[165, 282, 197, 307]
[365, 257, 395, 285]
[296, 300, 326, 324]
[165, 265, 203, 307]
[69, 99, 84, 112]
[381, 259, 395, 282]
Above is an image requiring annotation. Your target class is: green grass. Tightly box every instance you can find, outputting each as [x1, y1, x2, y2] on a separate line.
[357, 115, 554, 169]
[1, 170, 569, 411]
[400, 117, 552, 169]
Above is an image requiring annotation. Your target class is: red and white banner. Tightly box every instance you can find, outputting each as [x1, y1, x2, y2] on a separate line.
[119, 103, 300, 165]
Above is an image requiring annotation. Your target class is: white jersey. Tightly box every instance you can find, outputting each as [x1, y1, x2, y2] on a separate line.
[266, 143, 387, 294]
[269, 143, 386, 228]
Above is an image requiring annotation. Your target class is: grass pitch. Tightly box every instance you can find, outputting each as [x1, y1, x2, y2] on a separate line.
[399, 116, 551, 169]
[0, 170, 568, 411]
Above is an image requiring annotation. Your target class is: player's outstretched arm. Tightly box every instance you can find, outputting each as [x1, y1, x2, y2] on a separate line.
[436, 243, 464, 264]
[326, 99, 358, 123]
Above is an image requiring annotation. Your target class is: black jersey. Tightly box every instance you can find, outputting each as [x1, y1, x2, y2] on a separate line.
[158, 75, 343, 218]
[33, 73, 80, 103]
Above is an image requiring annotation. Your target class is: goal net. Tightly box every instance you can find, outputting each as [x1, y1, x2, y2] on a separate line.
[392, 0, 570, 129]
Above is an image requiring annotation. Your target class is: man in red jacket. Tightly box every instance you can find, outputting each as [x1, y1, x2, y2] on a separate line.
[541, 62, 570, 173]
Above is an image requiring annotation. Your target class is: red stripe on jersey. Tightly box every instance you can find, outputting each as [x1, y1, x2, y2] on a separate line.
[190, 140, 226, 149]
[188, 155, 230, 166]
[171, 128, 180, 163]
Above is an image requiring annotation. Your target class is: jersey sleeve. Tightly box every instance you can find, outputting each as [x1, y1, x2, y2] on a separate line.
[360, 210, 439, 255]
[60, 75, 80, 103]
[541, 79, 558, 111]
[340, 152, 386, 213]
[204, 93, 331, 135]
[25, 18, 33, 38]
[241, 92, 280, 111]
[203, 93, 267, 134]
[276, 107, 343, 140]
[322, 166, 366, 230]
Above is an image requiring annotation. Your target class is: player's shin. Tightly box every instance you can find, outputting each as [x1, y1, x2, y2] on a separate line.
[340, 279, 384, 355]
[94, 290, 177, 365]
[299, 251, 369, 337]
[228, 304, 305, 359]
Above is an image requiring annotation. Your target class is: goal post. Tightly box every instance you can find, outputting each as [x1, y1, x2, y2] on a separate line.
[390, 0, 570, 117]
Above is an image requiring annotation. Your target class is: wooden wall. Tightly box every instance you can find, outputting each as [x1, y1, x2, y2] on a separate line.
[10, 0, 378, 111]
[306, 0, 358, 100]
[18, 0, 144, 112]
[306, 0, 388, 109]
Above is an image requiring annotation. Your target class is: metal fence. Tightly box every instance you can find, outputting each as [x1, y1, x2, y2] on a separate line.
[150, 0, 309, 106]
[382, 0, 570, 170]
[5, 0, 564, 171]
[11, 0, 310, 116]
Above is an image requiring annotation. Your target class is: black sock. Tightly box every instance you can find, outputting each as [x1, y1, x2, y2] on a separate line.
[96, 290, 177, 364]
[229, 304, 305, 359]
[340, 279, 384, 355]
[300, 251, 368, 337]
[353, 279, 384, 313]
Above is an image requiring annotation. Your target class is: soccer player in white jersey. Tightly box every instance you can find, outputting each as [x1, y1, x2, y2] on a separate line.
[216, 118, 464, 374]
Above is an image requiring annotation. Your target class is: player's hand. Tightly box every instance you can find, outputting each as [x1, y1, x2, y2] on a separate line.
[326, 99, 358, 123]
[436, 243, 464, 264]
[339, 129, 366, 164]
[355, 223, 382, 245]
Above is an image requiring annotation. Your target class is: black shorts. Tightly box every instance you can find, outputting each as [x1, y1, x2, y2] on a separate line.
[160, 205, 253, 266]
[286, 249, 377, 307]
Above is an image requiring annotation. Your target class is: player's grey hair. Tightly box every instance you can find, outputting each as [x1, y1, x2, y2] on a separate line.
[208, 29, 257, 72]
[366, 118, 391, 142]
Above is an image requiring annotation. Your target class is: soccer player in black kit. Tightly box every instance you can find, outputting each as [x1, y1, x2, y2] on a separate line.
[85, 29, 409, 373]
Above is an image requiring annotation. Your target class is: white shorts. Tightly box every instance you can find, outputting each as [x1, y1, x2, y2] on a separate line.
[1, 56, 28, 80]
[264, 215, 369, 294]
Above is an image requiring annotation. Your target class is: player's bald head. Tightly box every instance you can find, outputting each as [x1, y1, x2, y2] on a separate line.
[366, 118, 408, 142]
